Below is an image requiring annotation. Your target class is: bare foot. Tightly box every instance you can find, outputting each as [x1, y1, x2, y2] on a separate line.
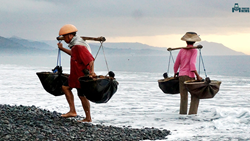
[77, 118, 92, 123]
[61, 112, 77, 118]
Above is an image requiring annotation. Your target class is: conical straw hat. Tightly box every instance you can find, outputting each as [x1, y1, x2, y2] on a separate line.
[181, 32, 201, 42]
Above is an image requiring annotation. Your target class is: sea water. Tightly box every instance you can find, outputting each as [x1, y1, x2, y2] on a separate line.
[0, 55, 250, 140]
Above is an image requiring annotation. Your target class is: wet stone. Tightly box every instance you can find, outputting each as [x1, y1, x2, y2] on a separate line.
[0, 104, 170, 140]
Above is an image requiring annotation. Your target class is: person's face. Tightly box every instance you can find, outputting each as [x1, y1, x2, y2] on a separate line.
[63, 34, 73, 43]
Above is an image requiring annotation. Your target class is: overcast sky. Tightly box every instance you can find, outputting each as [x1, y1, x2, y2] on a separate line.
[1, 0, 250, 54]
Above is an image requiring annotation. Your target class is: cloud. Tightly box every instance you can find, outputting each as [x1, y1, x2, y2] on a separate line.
[0, 0, 250, 40]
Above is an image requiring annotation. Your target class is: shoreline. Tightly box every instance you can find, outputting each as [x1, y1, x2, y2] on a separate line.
[0, 104, 170, 140]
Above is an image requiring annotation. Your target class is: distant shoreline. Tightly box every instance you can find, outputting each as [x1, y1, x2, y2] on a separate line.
[0, 36, 246, 56]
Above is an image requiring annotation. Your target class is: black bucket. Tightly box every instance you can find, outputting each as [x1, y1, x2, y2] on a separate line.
[36, 72, 68, 96]
[158, 77, 179, 94]
[79, 76, 118, 103]
[184, 77, 222, 99]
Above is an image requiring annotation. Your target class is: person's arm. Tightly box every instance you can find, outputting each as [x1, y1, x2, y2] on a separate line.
[192, 70, 202, 81]
[57, 42, 71, 55]
[76, 46, 96, 77]
[190, 50, 202, 81]
[88, 61, 96, 77]
[174, 50, 181, 78]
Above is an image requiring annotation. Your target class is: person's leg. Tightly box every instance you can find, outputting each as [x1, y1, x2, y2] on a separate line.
[188, 95, 200, 115]
[61, 85, 77, 117]
[179, 76, 188, 114]
[76, 89, 92, 122]
[78, 96, 92, 122]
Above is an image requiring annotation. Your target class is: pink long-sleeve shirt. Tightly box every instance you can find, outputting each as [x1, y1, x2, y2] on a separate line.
[174, 45, 197, 78]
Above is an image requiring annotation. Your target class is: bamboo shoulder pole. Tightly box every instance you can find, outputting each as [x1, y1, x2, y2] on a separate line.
[80, 36, 106, 42]
[56, 36, 106, 42]
[167, 45, 203, 51]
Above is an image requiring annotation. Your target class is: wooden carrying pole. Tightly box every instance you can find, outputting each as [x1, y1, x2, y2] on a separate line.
[57, 36, 106, 42]
[167, 45, 203, 51]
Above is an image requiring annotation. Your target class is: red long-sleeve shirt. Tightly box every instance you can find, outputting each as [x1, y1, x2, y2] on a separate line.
[68, 45, 94, 88]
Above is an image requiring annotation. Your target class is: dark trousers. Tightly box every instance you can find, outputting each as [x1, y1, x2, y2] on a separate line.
[179, 76, 199, 115]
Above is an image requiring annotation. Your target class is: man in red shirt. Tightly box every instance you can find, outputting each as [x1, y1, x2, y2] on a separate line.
[57, 24, 95, 122]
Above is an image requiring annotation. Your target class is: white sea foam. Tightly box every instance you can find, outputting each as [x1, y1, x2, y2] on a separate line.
[1, 64, 250, 140]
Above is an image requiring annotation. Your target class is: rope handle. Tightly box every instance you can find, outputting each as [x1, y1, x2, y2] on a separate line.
[56, 48, 61, 67]
[198, 48, 207, 78]
[90, 41, 110, 76]
[52, 40, 62, 74]
[167, 51, 175, 74]
[56, 40, 62, 67]
[96, 41, 109, 73]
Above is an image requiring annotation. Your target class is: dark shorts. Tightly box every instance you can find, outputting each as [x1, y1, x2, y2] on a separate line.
[63, 80, 85, 97]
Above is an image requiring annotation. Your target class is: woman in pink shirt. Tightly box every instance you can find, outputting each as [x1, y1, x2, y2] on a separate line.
[174, 32, 202, 115]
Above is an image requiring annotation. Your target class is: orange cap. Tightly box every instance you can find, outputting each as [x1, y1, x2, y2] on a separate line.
[59, 24, 78, 36]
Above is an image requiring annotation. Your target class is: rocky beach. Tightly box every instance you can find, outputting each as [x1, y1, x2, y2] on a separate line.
[0, 104, 170, 141]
